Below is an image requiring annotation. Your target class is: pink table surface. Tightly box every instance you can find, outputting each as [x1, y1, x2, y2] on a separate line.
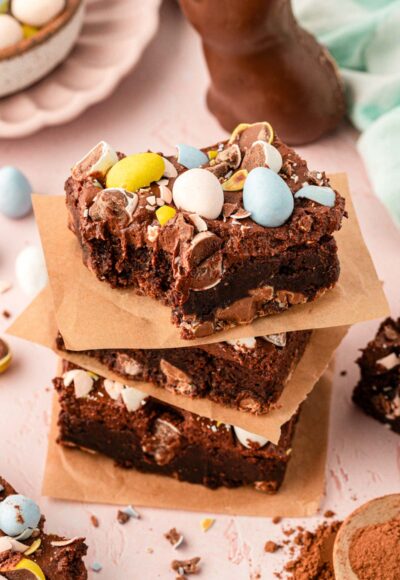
[0, 2, 400, 578]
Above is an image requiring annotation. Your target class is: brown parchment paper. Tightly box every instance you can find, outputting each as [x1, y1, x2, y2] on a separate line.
[32, 174, 388, 351]
[8, 286, 347, 443]
[42, 365, 333, 517]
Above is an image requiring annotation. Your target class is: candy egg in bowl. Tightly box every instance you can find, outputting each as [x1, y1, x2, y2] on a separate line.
[0, 0, 84, 98]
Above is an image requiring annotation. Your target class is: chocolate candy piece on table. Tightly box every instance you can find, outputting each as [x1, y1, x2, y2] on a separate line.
[54, 360, 299, 492]
[0, 476, 87, 579]
[56, 329, 311, 415]
[353, 317, 400, 434]
[65, 122, 345, 339]
[179, 0, 345, 145]
[0, 339, 12, 374]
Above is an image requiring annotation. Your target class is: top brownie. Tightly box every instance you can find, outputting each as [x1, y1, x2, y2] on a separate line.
[65, 122, 345, 339]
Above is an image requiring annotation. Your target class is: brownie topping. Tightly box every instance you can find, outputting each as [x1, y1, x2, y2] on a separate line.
[348, 519, 400, 580]
[142, 418, 182, 466]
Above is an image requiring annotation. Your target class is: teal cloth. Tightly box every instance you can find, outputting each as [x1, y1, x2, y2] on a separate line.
[293, 0, 400, 225]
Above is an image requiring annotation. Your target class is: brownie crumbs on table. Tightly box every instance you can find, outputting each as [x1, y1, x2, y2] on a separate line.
[353, 317, 400, 433]
[66, 123, 345, 339]
[171, 556, 201, 576]
[165, 528, 184, 548]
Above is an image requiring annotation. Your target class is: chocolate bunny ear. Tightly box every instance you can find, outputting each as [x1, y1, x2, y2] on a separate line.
[179, 0, 345, 145]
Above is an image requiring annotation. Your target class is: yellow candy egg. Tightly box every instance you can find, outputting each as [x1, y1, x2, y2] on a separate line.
[156, 205, 176, 226]
[0, 338, 11, 374]
[8, 558, 45, 580]
[106, 153, 165, 192]
[207, 150, 218, 160]
[22, 24, 38, 39]
[222, 169, 248, 191]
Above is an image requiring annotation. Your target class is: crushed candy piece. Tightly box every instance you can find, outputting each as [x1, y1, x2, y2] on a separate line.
[156, 205, 176, 226]
[294, 185, 335, 207]
[222, 169, 248, 191]
[0, 339, 11, 374]
[24, 539, 41, 556]
[200, 518, 215, 533]
[13, 558, 45, 580]
[72, 141, 118, 181]
[90, 561, 102, 573]
[177, 144, 208, 169]
[171, 557, 201, 575]
[165, 528, 184, 549]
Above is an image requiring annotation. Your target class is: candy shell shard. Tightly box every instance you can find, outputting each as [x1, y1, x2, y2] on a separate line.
[104, 379, 124, 401]
[156, 205, 176, 226]
[0, 1, 9, 15]
[173, 168, 224, 220]
[24, 538, 41, 556]
[176, 144, 208, 169]
[22, 24, 39, 39]
[226, 337, 256, 350]
[121, 387, 148, 412]
[13, 558, 45, 580]
[12, 0, 65, 28]
[263, 333, 287, 348]
[63, 369, 94, 399]
[207, 150, 218, 160]
[222, 169, 248, 191]
[233, 426, 269, 449]
[229, 121, 274, 146]
[106, 153, 165, 192]
[243, 167, 294, 228]
[72, 141, 118, 181]
[242, 140, 283, 174]
[0, 166, 32, 219]
[162, 157, 178, 178]
[295, 185, 336, 207]
[0, 495, 41, 538]
[0, 15, 23, 49]
[200, 518, 215, 533]
[0, 339, 11, 374]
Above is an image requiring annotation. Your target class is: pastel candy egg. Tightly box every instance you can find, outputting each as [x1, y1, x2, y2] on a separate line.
[243, 167, 294, 227]
[15, 245, 48, 297]
[0, 495, 41, 537]
[0, 166, 32, 219]
[0, 1, 9, 14]
[294, 185, 335, 207]
[106, 153, 165, 192]
[233, 426, 269, 449]
[173, 168, 224, 220]
[0, 15, 23, 50]
[177, 144, 208, 169]
[12, 0, 65, 27]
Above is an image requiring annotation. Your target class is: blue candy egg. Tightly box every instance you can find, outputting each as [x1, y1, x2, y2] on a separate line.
[294, 185, 335, 207]
[0, 494, 41, 537]
[0, 166, 32, 219]
[176, 144, 208, 169]
[243, 167, 294, 227]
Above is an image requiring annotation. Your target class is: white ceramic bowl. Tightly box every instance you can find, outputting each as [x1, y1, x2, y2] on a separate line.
[0, 0, 84, 98]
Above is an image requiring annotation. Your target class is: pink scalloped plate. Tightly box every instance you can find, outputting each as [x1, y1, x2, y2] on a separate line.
[0, 0, 162, 138]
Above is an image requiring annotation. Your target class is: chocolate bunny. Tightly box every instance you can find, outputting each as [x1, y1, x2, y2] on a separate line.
[180, 0, 345, 144]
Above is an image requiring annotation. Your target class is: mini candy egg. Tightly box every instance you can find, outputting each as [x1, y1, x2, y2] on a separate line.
[0, 166, 32, 219]
[233, 426, 269, 449]
[121, 387, 148, 412]
[0, 338, 12, 374]
[106, 153, 164, 192]
[228, 121, 274, 145]
[72, 141, 118, 181]
[176, 144, 208, 169]
[0, 495, 41, 538]
[12, 0, 65, 28]
[156, 205, 176, 226]
[243, 167, 294, 227]
[15, 245, 48, 297]
[0, 15, 23, 50]
[173, 168, 224, 220]
[294, 185, 335, 207]
[222, 169, 248, 191]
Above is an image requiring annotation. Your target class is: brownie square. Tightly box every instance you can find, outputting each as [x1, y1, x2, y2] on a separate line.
[54, 361, 299, 492]
[353, 318, 400, 433]
[0, 477, 87, 579]
[65, 123, 345, 339]
[56, 329, 311, 414]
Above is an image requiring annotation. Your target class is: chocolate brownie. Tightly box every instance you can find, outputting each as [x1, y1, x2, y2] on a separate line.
[54, 361, 299, 492]
[0, 477, 87, 579]
[65, 123, 345, 339]
[56, 330, 311, 414]
[353, 318, 400, 433]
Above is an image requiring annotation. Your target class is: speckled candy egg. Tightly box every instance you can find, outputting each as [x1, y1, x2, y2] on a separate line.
[0, 495, 41, 538]
[106, 153, 165, 192]
[12, 0, 65, 28]
[243, 167, 294, 227]
[15, 245, 48, 297]
[173, 168, 224, 220]
[0, 15, 23, 50]
[0, 166, 32, 219]
[233, 426, 269, 449]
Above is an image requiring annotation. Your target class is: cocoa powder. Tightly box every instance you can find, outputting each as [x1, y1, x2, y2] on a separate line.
[349, 519, 400, 580]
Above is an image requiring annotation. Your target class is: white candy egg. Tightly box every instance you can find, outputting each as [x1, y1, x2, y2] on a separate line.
[0, 15, 23, 50]
[121, 387, 147, 412]
[173, 168, 224, 220]
[15, 245, 48, 298]
[233, 426, 269, 449]
[12, 0, 65, 27]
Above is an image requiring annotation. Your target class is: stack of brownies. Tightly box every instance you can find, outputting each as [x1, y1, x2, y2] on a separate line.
[41, 121, 347, 495]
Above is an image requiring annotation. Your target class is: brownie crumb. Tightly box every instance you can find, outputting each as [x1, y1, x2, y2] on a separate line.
[117, 510, 130, 525]
[323, 510, 336, 518]
[283, 527, 295, 536]
[165, 528, 184, 549]
[171, 557, 201, 575]
[340, 370, 347, 376]
[272, 516, 282, 524]
[264, 541, 281, 553]
[2, 310, 11, 319]
[90, 515, 100, 528]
